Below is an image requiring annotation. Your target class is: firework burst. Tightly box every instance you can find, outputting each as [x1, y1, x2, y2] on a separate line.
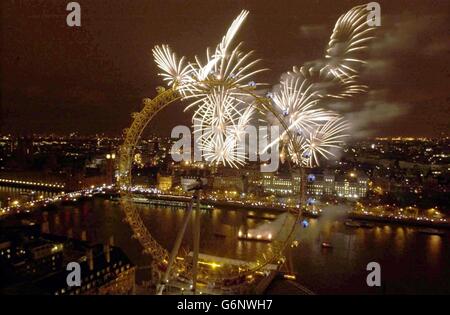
[287, 4, 376, 100]
[264, 76, 336, 152]
[152, 45, 192, 87]
[324, 4, 376, 80]
[151, 5, 375, 168]
[269, 3, 375, 166]
[152, 10, 267, 167]
[266, 75, 349, 167]
[192, 87, 254, 167]
[299, 117, 350, 167]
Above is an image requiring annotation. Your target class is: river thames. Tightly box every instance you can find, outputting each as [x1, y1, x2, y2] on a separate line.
[1, 186, 449, 294]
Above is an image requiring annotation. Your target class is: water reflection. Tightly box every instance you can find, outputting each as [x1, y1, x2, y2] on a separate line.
[394, 227, 406, 252]
[427, 235, 442, 263]
[0, 186, 57, 205]
[1, 187, 448, 294]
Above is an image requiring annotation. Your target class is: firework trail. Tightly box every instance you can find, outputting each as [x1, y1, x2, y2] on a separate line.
[152, 4, 376, 167]
[270, 4, 377, 166]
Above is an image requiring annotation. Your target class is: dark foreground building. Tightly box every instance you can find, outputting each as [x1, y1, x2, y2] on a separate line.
[0, 225, 135, 295]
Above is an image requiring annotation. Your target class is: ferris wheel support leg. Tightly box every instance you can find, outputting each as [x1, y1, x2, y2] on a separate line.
[191, 190, 201, 294]
[157, 199, 194, 295]
[300, 168, 306, 208]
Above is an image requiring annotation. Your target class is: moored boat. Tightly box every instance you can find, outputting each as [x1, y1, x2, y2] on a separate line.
[345, 220, 374, 228]
[417, 228, 445, 236]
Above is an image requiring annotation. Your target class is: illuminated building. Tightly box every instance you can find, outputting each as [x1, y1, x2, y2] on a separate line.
[0, 235, 63, 278]
[261, 173, 302, 195]
[157, 173, 173, 191]
[260, 172, 368, 199]
[333, 174, 368, 199]
[212, 176, 244, 193]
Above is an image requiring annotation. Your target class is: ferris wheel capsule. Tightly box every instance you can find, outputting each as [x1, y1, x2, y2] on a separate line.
[301, 219, 309, 228]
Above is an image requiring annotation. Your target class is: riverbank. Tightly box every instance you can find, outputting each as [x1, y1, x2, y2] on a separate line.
[348, 212, 450, 229]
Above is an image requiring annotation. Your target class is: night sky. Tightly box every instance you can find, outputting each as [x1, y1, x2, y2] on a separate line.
[1, 0, 449, 137]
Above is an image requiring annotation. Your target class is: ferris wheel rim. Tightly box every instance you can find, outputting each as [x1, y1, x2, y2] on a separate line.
[118, 86, 305, 288]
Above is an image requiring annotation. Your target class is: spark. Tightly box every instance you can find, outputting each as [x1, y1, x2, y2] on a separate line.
[193, 87, 253, 168]
[299, 117, 350, 167]
[288, 4, 376, 100]
[323, 4, 376, 82]
[264, 76, 335, 153]
[152, 45, 192, 87]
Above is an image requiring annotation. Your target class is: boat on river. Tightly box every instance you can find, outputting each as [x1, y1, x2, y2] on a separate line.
[417, 228, 445, 236]
[345, 220, 374, 229]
